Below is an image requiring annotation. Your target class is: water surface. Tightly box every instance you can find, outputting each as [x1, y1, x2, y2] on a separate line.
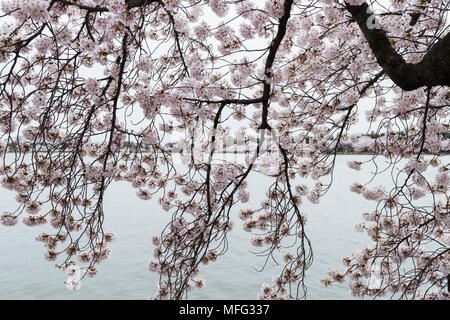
[0, 155, 445, 299]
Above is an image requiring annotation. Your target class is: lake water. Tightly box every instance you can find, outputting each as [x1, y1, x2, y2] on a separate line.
[0, 154, 446, 299]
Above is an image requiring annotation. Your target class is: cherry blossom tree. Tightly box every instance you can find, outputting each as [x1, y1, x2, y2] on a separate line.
[0, 0, 448, 300]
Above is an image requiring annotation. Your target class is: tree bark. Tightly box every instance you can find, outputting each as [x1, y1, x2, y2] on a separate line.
[345, 2, 450, 91]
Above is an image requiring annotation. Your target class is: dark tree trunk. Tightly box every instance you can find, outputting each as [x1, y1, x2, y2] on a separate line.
[345, 2, 450, 91]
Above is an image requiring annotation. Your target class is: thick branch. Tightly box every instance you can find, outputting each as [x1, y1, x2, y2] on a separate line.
[53, 0, 158, 12]
[260, 0, 294, 129]
[183, 97, 263, 105]
[126, 0, 158, 9]
[345, 2, 450, 91]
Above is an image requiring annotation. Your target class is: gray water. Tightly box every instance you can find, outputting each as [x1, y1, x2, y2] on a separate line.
[0, 155, 445, 299]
